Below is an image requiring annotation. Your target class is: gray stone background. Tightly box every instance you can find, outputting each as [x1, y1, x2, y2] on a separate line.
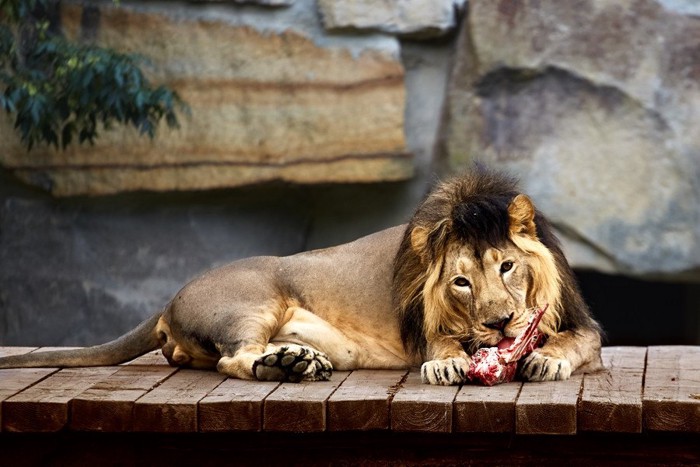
[1, 0, 699, 346]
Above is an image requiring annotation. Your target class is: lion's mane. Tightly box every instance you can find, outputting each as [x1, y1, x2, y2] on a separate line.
[392, 166, 600, 358]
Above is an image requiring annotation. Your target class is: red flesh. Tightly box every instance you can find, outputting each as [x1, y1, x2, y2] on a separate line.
[467, 305, 548, 386]
[497, 337, 515, 350]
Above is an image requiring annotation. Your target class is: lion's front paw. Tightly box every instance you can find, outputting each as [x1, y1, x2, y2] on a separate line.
[519, 351, 572, 382]
[421, 357, 468, 385]
[253, 344, 333, 383]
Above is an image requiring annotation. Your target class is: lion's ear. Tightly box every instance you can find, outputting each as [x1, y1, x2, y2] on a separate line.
[508, 194, 537, 238]
[410, 226, 429, 257]
[410, 221, 450, 261]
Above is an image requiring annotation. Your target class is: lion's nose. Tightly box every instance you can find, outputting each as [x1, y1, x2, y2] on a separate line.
[484, 313, 513, 331]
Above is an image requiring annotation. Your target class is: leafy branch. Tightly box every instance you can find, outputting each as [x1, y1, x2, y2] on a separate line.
[0, 0, 186, 150]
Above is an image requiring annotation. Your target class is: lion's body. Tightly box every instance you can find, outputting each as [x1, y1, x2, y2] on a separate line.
[158, 225, 416, 376]
[0, 168, 603, 385]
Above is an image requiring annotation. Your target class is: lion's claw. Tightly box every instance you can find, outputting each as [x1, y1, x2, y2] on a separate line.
[253, 344, 333, 382]
[421, 357, 468, 385]
[519, 351, 571, 382]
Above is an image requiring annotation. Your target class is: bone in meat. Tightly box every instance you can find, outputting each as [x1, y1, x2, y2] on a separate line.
[467, 305, 548, 386]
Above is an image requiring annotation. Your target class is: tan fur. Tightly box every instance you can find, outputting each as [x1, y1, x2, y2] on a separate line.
[0, 170, 602, 386]
[394, 170, 603, 385]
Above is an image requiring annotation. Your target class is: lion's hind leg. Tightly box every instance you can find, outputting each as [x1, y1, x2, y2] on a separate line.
[216, 343, 264, 381]
[253, 343, 333, 383]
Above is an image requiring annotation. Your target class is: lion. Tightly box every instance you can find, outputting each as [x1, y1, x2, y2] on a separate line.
[0, 167, 603, 385]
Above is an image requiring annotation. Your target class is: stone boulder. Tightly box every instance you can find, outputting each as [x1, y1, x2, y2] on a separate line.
[0, 0, 410, 196]
[437, 0, 700, 278]
[318, 0, 465, 38]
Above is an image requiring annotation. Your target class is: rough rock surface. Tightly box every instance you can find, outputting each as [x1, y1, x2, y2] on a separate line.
[318, 0, 465, 38]
[0, 9, 457, 346]
[0, 184, 311, 346]
[437, 0, 700, 277]
[0, 0, 410, 196]
[195, 0, 293, 5]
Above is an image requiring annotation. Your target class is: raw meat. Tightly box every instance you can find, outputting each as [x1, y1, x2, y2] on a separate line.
[467, 305, 548, 386]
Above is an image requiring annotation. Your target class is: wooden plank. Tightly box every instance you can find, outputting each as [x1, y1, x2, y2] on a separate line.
[643, 346, 700, 432]
[0, 348, 59, 432]
[453, 381, 521, 433]
[579, 347, 646, 433]
[133, 369, 227, 433]
[0, 349, 49, 400]
[515, 374, 583, 435]
[2, 364, 120, 432]
[263, 371, 350, 432]
[0, 347, 39, 356]
[123, 350, 171, 366]
[327, 370, 407, 431]
[70, 352, 179, 431]
[390, 371, 459, 433]
[198, 379, 280, 432]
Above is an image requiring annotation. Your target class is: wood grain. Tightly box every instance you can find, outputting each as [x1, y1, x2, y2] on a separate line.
[327, 369, 407, 431]
[133, 369, 227, 433]
[579, 346, 646, 433]
[515, 375, 583, 435]
[263, 371, 350, 432]
[71, 363, 179, 431]
[454, 381, 521, 432]
[123, 350, 171, 366]
[198, 378, 280, 432]
[0, 348, 58, 432]
[3, 345, 700, 436]
[0, 347, 38, 357]
[2, 366, 120, 432]
[390, 371, 459, 433]
[643, 346, 700, 432]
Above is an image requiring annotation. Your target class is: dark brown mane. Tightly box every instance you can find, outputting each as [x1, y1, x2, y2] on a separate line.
[392, 166, 601, 358]
[392, 166, 519, 357]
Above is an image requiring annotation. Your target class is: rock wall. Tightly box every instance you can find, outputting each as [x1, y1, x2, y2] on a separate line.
[317, 0, 461, 38]
[2, 0, 700, 348]
[437, 0, 700, 278]
[0, 0, 457, 345]
[0, 0, 420, 195]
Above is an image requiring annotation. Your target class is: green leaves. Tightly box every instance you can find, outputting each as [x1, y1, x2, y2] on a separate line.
[0, 0, 43, 22]
[0, 0, 186, 150]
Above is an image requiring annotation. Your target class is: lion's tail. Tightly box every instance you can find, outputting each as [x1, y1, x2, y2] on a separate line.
[0, 312, 162, 369]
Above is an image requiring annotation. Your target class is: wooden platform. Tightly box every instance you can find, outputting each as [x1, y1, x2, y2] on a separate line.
[1, 346, 699, 465]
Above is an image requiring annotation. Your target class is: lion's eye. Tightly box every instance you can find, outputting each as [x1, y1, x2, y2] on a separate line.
[500, 261, 514, 274]
[454, 277, 471, 288]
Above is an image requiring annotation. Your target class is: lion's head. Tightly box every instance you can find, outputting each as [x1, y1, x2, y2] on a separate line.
[393, 168, 591, 359]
